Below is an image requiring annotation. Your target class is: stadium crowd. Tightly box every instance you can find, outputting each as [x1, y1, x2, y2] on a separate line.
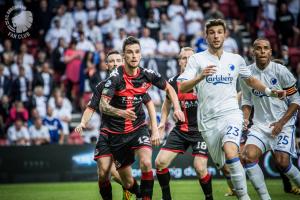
[0, 0, 300, 146]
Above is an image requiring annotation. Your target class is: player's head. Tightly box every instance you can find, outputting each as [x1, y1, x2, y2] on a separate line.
[252, 38, 272, 67]
[122, 36, 141, 69]
[205, 19, 226, 51]
[178, 47, 194, 73]
[105, 50, 123, 72]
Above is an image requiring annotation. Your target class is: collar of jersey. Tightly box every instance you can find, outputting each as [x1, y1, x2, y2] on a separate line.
[122, 65, 141, 79]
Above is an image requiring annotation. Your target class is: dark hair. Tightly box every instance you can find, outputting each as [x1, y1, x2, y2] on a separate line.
[122, 36, 140, 53]
[205, 18, 226, 34]
[252, 38, 271, 48]
[106, 50, 120, 63]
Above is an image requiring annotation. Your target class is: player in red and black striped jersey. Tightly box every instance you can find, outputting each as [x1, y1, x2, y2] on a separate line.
[100, 36, 185, 200]
[155, 47, 213, 200]
[75, 50, 158, 200]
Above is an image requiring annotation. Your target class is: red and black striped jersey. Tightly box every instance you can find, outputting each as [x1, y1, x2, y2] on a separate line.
[101, 66, 166, 134]
[168, 74, 198, 132]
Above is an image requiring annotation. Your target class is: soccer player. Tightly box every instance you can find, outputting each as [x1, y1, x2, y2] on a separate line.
[99, 36, 185, 199]
[75, 50, 158, 200]
[155, 47, 212, 200]
[178, 19, 285, 200]
[240, 38, 300, 199]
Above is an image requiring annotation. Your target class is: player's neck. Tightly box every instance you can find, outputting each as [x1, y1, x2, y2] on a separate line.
[124, 65, 139, 76]
[208, 47, 223, 59]
[256, 60, 270, 70]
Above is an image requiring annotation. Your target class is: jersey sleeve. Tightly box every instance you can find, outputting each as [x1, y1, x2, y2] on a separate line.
[87, 83, 102, 111]
[238, 56, 252, 79]
[240, 78, 253, 106]
[143, 93, 152, 104]
[145, 69, 167, 90]
[101, 71, 119, 99]
[178, 55, 199, 81]
[279, 65, 297, 93]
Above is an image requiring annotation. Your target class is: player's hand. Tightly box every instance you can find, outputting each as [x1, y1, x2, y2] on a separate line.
[173, 109, 185, 122]
[200, 65, 217, 77]
[270, 89, 286, 100]
[74, 123, 86, 135]
[158, 124, 166, 139]
[118, 108, 137, 120]
[243, 119, 249, 131]
[151, 128, 160, 146]
[269, 121, 284, 137]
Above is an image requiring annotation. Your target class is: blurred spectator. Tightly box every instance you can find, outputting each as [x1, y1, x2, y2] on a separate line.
[73, 0, 88, 25]
[97, 0, 115, 40]
[158, 33, 180, 57]
[30, 86, 47, 118]
[0, 65, 11, 99]
[72, 21, 86, 40]
[51, 38, 67, 80]
[167, 0, 185, 40]
[43, 106, 64, 144]
[191, 31, 207, 53]
[11, 54, 33, 83]
[11, 66, 31, 106]
[32, 62, 54, 99]
[261, 0, 277, 22]
[33, 50, 47, 73]
[52, 96, 72, 142]
[76, 31, 96, 52]
[0, 95, 10, 136]
[288, 0, 300, 24]
[19, 43, 34, 68]
[124, 8, 141, 36]
[45, 18, 70, 52]
[79, 51, 96, 94]
[185, 0, 204, 40]
[110, 8, 126, 40]
[35, 0, 52, 45]
[113, 28, 127, 52]
[89, 60, 108, 93]
[51, 4, 75, 36]
[230, 20, 244, 54]
[140, 27, 157, 57]
[275, 2, 300, 46]
[29, 117, 50, 145]
[28, 108, 40, 127]
[144, 9, 161, 41]
[64, 40, 84, 105]
[86, 0, 98, 22]
[160, 13, 173, 38]
[296, 63, 300, 90]
[178, 33, 188, 49]
[8, 101, 29, 123]
[7, 119, 30, 146]
[244, 0, 260, 24]
[278, 45, 291, 68]
[223, 30, 239, 53]
[204, 1, 224, 20]
[48, 88, 72, 114]
[85, 19, 102, 43]
[80, 104, 100, 144]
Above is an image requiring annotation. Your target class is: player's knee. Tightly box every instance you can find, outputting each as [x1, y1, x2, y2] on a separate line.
[123, 179, 134, 189]
[242, 150, 258, 164]
[140, 158, 152, 171]
[194, 164, 207, 177]
[97, 167, 110, 181]
[274, 153, 290, 170]
[155, 157, 168, 169]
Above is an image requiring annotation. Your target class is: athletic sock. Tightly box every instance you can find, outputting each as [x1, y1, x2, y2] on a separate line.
[156, 168, 172, 200]
[226, 157, 250, 200]
[141, 171, 154, 199]
[126, 178, 141, 198]
[199, 173, 213, 200]
[99, 179, 112, 200]
[245, 163, 271, 200]
[284, 163, 300, 187]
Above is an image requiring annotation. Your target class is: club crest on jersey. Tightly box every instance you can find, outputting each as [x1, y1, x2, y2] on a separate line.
[229, 64, 235, 71]
[270, 78, 277, 85]
[252, 89, 267, 97]
[206, 74, 233, 85]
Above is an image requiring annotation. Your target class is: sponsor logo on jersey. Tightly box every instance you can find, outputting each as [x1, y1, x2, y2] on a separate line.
[252, 89, 268, 97]
[206, 74, 233, 85]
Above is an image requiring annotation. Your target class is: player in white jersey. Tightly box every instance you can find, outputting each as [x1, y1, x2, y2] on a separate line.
[240, 38, 300, 199]
[178, 19, 286, 200]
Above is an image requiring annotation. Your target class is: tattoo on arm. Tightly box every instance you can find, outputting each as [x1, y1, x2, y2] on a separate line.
[99, 96, 122, 117]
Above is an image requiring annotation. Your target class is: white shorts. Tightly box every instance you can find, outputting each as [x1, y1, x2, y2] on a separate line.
[246, 125, 297, 157]
[201, 112, 243, 169]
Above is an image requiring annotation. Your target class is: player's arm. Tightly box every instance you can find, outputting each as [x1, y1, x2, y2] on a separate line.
[240, 77, 253, 130]
[145, 100, 160, 146]
[270, 85, 300, 136]
[164, 82, 185, 122]
[158, 97, 172, 137]
[99, 96, 137, 120]
[75, 107, 95, 135]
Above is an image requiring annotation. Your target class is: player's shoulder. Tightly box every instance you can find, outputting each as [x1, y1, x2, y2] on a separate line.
[141, 67, 162, 78]
[224, 51, 244, 61]
[270, 61, 287, 72]
[108, 67, 122, 78]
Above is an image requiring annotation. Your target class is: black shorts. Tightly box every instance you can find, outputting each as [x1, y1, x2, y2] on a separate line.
[161, 127, 208, 157]
[94, 133, 112, 161]
[108, 125, 152, 169]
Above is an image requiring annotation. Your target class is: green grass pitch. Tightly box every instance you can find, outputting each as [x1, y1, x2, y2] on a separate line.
[0, 180, 299, 200]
